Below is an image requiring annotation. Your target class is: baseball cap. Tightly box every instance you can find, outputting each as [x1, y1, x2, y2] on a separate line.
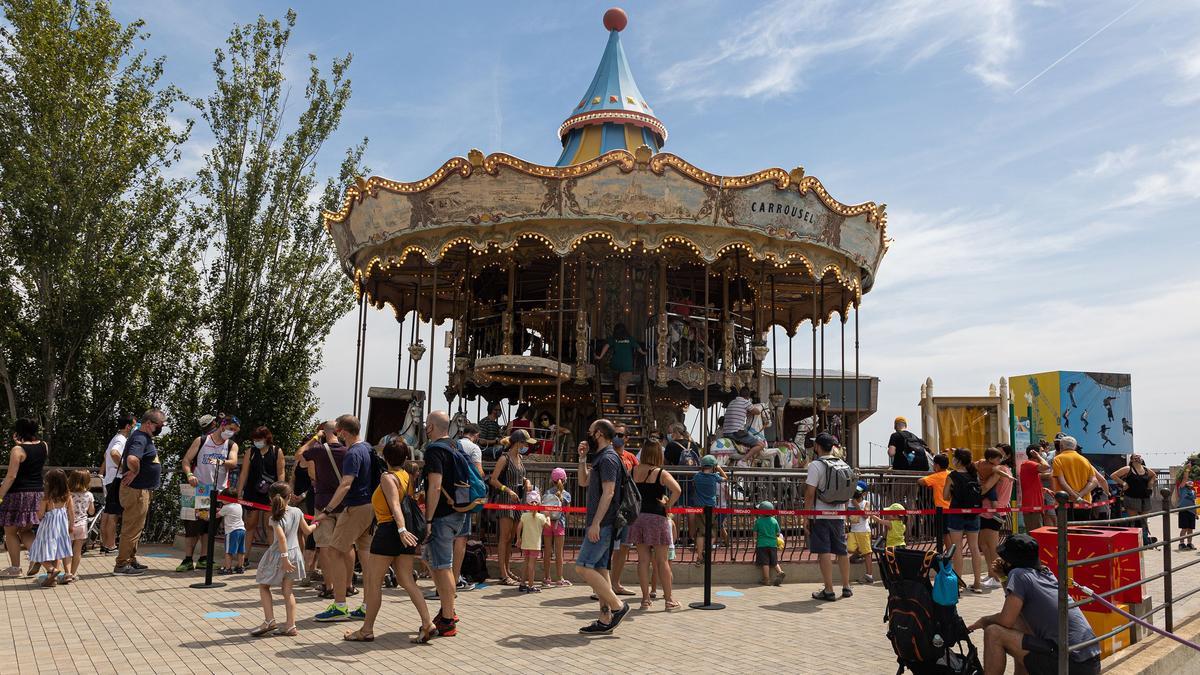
[885, 503, 904, 512]
[198, 414, 215, 428]
[855, 480, 868, 493]
[757, 500, 774, 511]
[998, 533, 1040, 569]
[815, 432, 837, 451]
[894, 416, 907, 425]
[550, 467, 567, 482]
[525, 489, 540, 505]
[1054, 432, 1066, 440]
[700, 455, 718, 467]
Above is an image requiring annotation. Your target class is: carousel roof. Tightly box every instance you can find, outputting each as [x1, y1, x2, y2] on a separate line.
[557, 8, 665, 166]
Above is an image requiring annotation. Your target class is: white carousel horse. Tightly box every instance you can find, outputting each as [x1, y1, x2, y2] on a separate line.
[399, 403, 425, 459]
[708, 436, 783, 468]
[448, 410, 470, 439]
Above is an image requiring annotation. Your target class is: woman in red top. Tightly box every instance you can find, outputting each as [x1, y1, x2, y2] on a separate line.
[1019, 445, 1053, 530]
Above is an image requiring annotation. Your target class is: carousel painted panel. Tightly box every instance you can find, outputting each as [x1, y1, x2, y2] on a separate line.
[563, 163, 714, 225]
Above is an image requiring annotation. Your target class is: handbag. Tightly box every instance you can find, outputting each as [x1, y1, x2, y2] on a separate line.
[255, 445, 278, 494]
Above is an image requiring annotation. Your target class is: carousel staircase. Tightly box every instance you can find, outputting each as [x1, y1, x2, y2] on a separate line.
[597, 376, 647, 451]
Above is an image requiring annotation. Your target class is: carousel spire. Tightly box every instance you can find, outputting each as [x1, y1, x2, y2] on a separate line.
[555, 8, 667, 166]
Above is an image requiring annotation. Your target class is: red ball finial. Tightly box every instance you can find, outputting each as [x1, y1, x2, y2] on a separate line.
[603, 7, 628, 32]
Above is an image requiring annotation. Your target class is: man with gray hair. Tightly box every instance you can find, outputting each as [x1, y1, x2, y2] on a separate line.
[1050, 435, 1099, 522]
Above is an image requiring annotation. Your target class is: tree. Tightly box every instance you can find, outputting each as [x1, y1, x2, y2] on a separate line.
[0, 0, 201, 465]
[193, 10, 363, 453]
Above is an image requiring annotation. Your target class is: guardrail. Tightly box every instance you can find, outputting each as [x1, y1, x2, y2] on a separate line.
[1057, 488, 1198, 672]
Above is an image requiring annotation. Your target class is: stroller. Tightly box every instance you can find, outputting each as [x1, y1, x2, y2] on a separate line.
[875, 542, 982, 675]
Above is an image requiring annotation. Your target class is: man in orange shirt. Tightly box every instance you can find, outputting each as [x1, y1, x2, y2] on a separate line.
[919, 453, 952, 548]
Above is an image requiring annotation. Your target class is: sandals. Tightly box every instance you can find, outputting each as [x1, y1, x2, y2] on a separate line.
[26, 563, 41, 577]
[411, 624, 437, 644]
[639, 599, 652, 610]
[41, 573, 58, 588]
[498, 577, 520, 586]
[558, 579, 572, 587]
[812, 589, 837, 601]
[275, 625, 298, 637]
[343, 628, 374, 642]
[60, 574, 75, 585]
[1, 566, 21, 577]
[250, 621, 277, 637]
[969, 584, 984, 594]
[665, 599, 681, 610]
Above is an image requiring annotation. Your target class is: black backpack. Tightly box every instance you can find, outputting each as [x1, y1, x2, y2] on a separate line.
[367, 450, 388, 495]
[897, 431, 931, 471]
[887, 579, 940, 663]
[953, 471, 983, 509]
[461, 541, 489, 583]
[614, 464, 642, 531]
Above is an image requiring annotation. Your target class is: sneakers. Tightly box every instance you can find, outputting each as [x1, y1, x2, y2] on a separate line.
[982, 577, 1002, 589]
[518, 583, 541, 593]
[349, 606, 367, 620]
[861, 573, 874, 584]
[579, 620, 614, 634]
[434, 612, 459, 637]
[315, 604, 353, 622]
[175, 558, 195, 572]
[456, 578, 476, 592]
[113, 565, 144, 576]
[218, 567, 233, 575]
[233, 566, 245, 574]
[773, 571, 787, 586]
[841, 586, 854, 598]
[130, 560, 148, 570]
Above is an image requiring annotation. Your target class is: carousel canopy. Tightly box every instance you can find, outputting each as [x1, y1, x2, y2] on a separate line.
[322, 8, 888, 333]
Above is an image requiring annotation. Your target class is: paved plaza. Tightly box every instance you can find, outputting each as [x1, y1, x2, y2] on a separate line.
[2, 520, 1197, 674]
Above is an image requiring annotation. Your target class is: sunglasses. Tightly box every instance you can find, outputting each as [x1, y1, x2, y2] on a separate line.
[615, 433, 625, 438]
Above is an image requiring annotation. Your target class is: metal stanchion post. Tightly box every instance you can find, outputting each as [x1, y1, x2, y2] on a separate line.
[1055, 491, 1069, 674]
[190, 484, 225, 589]
[1161, 488, 1173, 633]
[689, 506, 725, 610]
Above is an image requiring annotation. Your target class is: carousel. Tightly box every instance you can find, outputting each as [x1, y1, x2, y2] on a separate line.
[323, 8, 888, 463]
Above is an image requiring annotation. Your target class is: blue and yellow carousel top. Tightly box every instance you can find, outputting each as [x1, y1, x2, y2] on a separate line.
[556, 8, 667, 166]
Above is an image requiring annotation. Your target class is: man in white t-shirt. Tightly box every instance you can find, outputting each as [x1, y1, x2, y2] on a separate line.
[100, 413, 136, 553]
[451, 423, 485, 592]
[805, 432, 851, 601]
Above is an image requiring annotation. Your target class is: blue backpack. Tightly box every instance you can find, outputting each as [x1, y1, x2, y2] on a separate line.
[430, 439, 488, 513]
[932, 557, 959, 606]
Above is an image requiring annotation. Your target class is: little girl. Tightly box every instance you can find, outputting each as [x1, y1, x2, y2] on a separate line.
[67, 470, 94, 581]
[541, 468, 571, 587]
[252, 482, 317, 637]
[515, 489, 549, 593]
[29, 469, 74, 587]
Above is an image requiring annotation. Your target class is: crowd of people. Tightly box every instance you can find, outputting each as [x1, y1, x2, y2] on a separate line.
[1, 406, 1196, 673]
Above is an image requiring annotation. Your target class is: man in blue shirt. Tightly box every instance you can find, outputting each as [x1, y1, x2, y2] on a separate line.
[575, 419, 631, 635]
[312, 414, 375, 622]
[114, 409, 166, 576]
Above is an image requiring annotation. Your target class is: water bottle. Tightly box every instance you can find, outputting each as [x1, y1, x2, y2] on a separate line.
[932, 634, 944, 648]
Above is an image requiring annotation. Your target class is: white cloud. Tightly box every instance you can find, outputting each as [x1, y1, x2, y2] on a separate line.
[1106, 137, 1200, 209]
[1076, 145, 1140, 178]
[1164, 40, 1200, 106]
[657, 0, 1020, 100]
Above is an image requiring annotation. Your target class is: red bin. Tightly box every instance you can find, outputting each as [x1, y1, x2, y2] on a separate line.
[1030, 526, 1143, 611]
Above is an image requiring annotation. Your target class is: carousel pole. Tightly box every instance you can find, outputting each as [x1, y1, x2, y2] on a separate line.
[427, 263, 439, 418]
[770, 274, 778, 403]
[854, 302, 861, 464]
[353, 289, 364, 416]
[810, 282, 818, 432]
[357, 287, 369, 418]
[702, 263, 711, 447]
[396, 304, 405, 389]
[840, 299, 847, 464]
[820, 281, 826, 432]
[555, 255, 565, 457]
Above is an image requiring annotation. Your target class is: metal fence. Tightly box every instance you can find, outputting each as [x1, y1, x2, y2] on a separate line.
[1057, 488, 1198, 672]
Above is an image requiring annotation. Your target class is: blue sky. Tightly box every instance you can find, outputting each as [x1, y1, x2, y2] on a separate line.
[115, 1, 1200, 465]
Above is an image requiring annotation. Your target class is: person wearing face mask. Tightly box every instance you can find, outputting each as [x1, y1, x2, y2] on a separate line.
[298, 422, 350, 599]
[236, 426, 286, 563]
[488, 429, 532, 585]
[114, 409, 167, 576]
[177, 416, 241, 572]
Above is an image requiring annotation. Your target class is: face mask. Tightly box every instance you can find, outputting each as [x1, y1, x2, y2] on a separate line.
[253, 440, 266, 449]
[221, 430, 235, 440]
[151, 424, 163, 437]
[613, 437, 625, 448]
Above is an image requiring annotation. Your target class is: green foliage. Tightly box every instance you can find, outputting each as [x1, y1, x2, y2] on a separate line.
[0, 0, 202, 465]
[192, 9, 363, 454]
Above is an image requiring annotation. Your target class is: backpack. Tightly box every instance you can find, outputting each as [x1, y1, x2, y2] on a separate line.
[367, 451, 388, 495]
[897, 430, 931, 471]
[932, 557, 959, 606]
[886, 579, 940, 664]
[614, 463, 642, 531]
[461, 541, 489, 583]
[814, 456, 857, 504]
[678, 442, 700, 467]
[429, 439, 487, 512]
[953, 471, 984, 509]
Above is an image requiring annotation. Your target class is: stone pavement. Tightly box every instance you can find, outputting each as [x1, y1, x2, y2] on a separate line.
[1, 517, 1196, 674]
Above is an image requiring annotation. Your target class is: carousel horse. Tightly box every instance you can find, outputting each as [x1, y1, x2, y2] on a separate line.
[448, 410, 470, 439]
[708, 435, 783, 468]
[399, 403, 425, 459]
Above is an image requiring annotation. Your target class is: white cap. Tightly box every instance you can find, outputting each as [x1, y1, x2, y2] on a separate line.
[198, 414, 215, 428]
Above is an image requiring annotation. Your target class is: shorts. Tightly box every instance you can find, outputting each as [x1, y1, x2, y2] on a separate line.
[1022, 635, 1101, 675]
[330, 503, 374, 554]
[544, 521, 566, 537]
[225, 529, 246, 555]
[576, 524, 614, 570]
[946, 514, 981, 533]
[425, 511, 469, 570]
[370, 521, 417, 557]
[456, 513, 474, 538]
[312, 510, 340, 547]
[724, 430, 760, 448]
[808, 519, 847, 556]
[755, 546, 778, 567]
[612, 525, 629, 549]
[1123, 495, 1152, 513]
[980, 517, 1002, 531]
[183, 515, 219, 538]
[847, 531, 872, 555]
[1179, 509, 1196, 530]
[523, 549, 541, 560]
[104, 479, 123, 516]
[617, 370, 634, 387]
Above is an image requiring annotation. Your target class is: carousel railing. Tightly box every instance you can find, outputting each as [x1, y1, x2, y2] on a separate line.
[466, 304, 581, 363]
[643, 305, 755, 379]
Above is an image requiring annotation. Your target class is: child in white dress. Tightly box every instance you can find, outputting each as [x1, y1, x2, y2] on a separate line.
[252, 482, 317, 637]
